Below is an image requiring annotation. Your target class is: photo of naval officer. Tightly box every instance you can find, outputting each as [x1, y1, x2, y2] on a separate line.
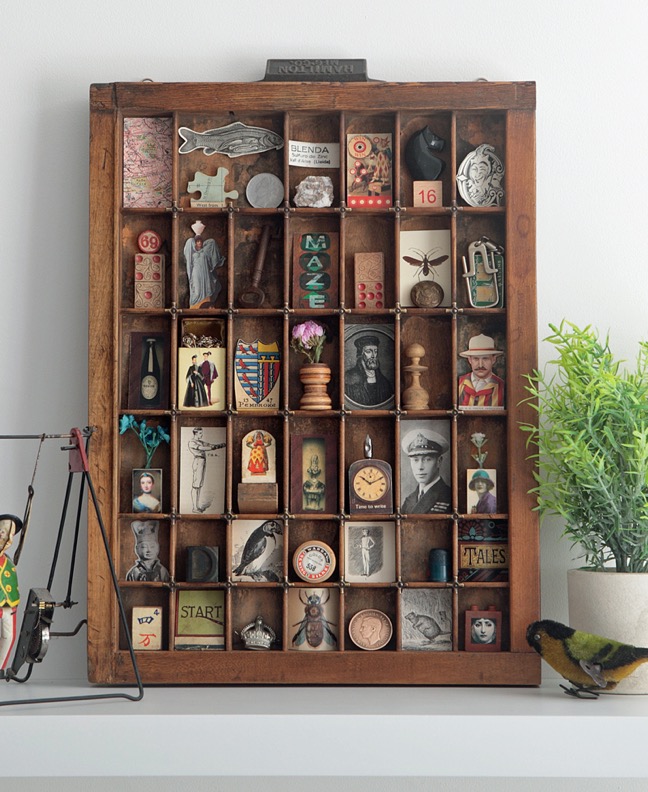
[400, 424, 452, 514]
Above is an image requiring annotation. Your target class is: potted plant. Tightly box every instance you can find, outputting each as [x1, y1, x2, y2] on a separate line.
[521, 321, 648, 692]
[291, 321, 332, 410]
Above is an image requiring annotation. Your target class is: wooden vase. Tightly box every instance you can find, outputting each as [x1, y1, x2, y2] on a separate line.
[299, 363, 332, 410]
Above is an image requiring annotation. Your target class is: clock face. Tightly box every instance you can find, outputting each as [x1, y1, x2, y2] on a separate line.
[353, 465, 389, 502]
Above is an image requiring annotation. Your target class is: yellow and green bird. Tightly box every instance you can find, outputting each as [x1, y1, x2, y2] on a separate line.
[527, 619, 648, 698]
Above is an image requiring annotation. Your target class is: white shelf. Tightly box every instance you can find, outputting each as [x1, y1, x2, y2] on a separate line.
[3, 678, 648, 778]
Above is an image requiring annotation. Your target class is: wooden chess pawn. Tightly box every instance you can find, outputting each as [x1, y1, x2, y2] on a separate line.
[402, 343, 429, 410]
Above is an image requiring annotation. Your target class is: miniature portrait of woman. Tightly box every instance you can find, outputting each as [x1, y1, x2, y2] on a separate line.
[132, 469, 162, 513]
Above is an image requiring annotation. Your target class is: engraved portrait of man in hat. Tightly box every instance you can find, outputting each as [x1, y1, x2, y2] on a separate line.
[458, 333, 505, 408]
[344, 324, 395, 409]
[400, 423, 452, 514]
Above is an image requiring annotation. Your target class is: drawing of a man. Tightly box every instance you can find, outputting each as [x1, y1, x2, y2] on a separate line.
[345, 334, 393, 407]
[360, 528, 375, 577]
[188, 427, 222, 513]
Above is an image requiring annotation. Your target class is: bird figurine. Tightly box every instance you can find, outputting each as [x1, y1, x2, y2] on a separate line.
[233, 519, 282, 578]
[527, 619, 648, 698]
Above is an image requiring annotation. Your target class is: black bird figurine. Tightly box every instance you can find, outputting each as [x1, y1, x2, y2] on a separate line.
[233, 519, 282, 577]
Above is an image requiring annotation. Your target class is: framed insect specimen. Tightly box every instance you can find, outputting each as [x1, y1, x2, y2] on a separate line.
[399, 228, 451, 307]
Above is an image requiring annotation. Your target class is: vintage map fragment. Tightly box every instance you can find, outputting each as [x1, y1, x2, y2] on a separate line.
[123, 117, 173, 207]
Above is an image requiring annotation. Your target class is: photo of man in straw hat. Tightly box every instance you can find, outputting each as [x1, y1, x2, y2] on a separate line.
[458, 333, 505, 408]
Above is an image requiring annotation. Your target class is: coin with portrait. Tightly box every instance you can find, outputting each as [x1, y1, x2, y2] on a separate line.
[348, 608, 393, 651]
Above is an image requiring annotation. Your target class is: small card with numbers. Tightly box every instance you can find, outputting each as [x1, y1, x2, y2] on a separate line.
[134, 229, 165, 308]
[413, 180, 443, 208]
[132, 606, 163, 651]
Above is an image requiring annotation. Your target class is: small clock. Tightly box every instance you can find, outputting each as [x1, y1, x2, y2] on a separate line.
[348, 435, 393, 514]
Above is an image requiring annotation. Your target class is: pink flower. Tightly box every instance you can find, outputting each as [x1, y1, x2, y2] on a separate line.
[291, 321, 327, 363]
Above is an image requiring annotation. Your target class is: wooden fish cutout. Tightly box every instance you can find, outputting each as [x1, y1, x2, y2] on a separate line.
[178, 122, 284, 158]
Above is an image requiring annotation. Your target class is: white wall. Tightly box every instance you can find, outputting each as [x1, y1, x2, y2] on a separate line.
[1, 0, 646, 689]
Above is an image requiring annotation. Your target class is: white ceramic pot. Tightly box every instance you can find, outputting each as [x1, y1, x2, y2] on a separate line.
[568, 568, 648, 694]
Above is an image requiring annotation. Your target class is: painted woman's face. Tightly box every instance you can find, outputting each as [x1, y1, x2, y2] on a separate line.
[472, 617, 496, 644]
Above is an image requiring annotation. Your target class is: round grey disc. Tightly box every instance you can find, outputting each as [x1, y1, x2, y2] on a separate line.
[246, 173, 284, 208]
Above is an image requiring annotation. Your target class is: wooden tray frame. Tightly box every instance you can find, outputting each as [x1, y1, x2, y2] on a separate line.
[88, 79, 539, 685]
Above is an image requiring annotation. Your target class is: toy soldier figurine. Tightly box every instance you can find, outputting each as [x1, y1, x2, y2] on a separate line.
[0, 515, 23, 672]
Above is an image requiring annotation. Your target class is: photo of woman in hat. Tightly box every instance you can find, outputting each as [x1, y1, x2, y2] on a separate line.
[468, 469, 497, 514]
[457, 333, 505, 408]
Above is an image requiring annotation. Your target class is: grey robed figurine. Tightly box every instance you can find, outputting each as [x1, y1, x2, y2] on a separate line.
[183, 220, 225, 309]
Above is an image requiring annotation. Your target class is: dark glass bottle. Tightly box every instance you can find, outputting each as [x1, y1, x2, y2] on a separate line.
[140, 337, 161, 407]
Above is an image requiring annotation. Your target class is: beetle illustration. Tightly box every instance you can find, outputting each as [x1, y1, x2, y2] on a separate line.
[403, 248, 449, 280]
[292, 589, 337, 648]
